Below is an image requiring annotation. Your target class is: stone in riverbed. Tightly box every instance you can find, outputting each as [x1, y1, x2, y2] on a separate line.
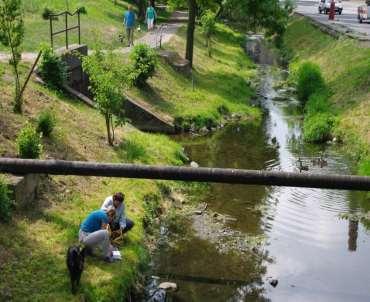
[269, 279, 278, 287]
[158, 282, 178, 292]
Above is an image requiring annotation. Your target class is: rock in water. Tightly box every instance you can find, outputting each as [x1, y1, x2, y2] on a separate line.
[269, 279, 278, 287]
[158, 282, 178, 292]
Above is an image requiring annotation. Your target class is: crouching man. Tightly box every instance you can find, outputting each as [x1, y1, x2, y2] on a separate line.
[101, 192, 134, 237]
[79, 206, 116, 262]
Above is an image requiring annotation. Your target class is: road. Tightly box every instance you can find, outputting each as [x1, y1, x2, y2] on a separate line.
[296, 0, 370, 39]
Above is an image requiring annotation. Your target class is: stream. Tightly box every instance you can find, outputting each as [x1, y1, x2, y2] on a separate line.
[144, 65, 370, 301]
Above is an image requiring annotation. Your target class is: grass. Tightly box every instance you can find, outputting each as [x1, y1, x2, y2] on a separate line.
[0, 61, 187, 301]
[0, 0, 169, 52]
[284, 16, 370, 174]
[128, 23, 261, 129]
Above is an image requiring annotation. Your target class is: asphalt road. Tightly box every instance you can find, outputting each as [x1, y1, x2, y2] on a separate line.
[296, 0, 370, 38]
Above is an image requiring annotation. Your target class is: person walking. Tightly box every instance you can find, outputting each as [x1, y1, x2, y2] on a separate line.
[146, 3, 157, 31]
[124, 5, 136, 46]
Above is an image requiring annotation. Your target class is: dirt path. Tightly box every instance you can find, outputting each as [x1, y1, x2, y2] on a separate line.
[0, 10, 187, 63]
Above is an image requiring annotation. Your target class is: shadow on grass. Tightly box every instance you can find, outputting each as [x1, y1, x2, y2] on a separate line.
[134, 82, 177, 114]
[194, 69, 254, 105]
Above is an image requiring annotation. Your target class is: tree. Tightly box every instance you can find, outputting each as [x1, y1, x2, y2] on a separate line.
[136, 0, 146, 21]
[82, 50, 132, 146]
[0, 0, 25, 113]
[222, 0, 293, 47]
[185, 0, 197, 67]
[200, 10, 216, 57]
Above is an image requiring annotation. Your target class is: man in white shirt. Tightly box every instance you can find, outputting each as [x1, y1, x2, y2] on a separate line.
[101, 192, 134, 234]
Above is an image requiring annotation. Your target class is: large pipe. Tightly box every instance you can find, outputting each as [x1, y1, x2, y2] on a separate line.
[0, 158, 369, 191]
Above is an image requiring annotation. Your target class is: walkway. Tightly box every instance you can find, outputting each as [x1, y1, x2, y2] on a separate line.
[296, 0, 370, 41]
[0, 10, 187, 62]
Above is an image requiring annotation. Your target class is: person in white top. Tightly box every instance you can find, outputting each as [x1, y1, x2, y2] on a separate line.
[101, 192, 134, 234]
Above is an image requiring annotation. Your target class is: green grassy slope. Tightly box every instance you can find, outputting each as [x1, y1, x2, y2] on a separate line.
[284, 16, 370, 174]
[128, 24, 261, 129]
[1, 0, 165, 51]
[0, 61, 186, 301]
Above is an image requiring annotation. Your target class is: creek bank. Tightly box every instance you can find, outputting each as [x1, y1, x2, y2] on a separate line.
[283, 16, 370, 176]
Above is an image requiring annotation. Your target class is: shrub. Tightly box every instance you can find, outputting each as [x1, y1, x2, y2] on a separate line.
[200, 10, 216, 56]
[42, 8, 58, 20]
[305, 92, 330, 116]
[296, 62, 326, 104]
[130, 44, 158, 87]
[36, 110, 56, 137]
[17, 124, 42, 158]
[303, 113, 335, 143]
[38, 46, 67, 88]
[0, 178, 12, 223]
[359, 157, 370, 176]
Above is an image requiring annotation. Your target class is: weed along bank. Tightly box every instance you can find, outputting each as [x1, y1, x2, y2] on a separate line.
[1, 0, 370, 301]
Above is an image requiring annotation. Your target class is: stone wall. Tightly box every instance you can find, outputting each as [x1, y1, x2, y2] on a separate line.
[6, 174, 42, 209]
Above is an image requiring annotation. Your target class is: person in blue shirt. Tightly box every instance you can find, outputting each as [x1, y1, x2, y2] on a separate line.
[79, 206, 116, 262]
[124, 5, 136, 46]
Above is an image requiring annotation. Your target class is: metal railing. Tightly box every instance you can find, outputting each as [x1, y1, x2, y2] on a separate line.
[49, 9, 81, 49]
[155, 24, 168, 48]
[1, 158, 370, 191]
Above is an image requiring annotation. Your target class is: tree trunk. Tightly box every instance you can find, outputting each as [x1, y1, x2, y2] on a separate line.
[137, 0, 146, 21]
[105, 114, 113, 146]
[185, 0, 197, 68]
[215, 1, 224, 19]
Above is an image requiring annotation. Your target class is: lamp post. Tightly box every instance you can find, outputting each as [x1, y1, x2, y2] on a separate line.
[329, 0, 335, 20]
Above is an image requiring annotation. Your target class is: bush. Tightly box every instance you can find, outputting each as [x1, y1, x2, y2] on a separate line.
[359, 157, 370, 176]
[296, 62, 326, 104]
[130, 44, 158, 87]
[303, 113, 335, 143]
[0, 178, 12, 223]
[38, 46, 67, 88]
[305, 92, 330, 116]
[36, 110, 56, 137]
[17, 124, 42, 159]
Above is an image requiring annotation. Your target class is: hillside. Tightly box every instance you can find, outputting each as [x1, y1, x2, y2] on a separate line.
[128, 24, 261, 129]
[284, 16, 370, 175]
[0, 60, 186, 301]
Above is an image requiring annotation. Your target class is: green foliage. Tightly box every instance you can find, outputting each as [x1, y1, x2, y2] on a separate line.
[142, 192, 161, 230]
[42, 7, 57, 20]
[36, 110, 56, 137]
[305, 92, 330, 116]
[223, 0, 293, 47]
[130, 44, 158, 87]
[0, 177, 12, 223]
[296, 62, 326, 104]
[359, 157, 370, 176]
[303, 113, 335, 143]
[200, 10, 216, 56]
[82, 49, 132, 145]
[77, 6, 87, 14]
[38, 46, 67, 88]
[0, 0, 25, 113]
[17, 124, 42, 159]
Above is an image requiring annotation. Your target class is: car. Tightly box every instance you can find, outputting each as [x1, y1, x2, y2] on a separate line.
[318, 0, 343, 15]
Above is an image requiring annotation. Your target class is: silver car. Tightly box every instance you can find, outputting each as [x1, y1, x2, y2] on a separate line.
[318, 0, 343, 15]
